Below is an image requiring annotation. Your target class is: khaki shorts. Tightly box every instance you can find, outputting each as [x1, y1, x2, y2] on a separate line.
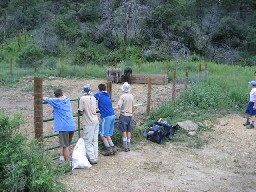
[59, 131, 74, 147]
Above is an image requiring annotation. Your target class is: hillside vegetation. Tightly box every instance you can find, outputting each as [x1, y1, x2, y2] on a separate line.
[1, 0, 256, 68]
[0, 1, 256, 191]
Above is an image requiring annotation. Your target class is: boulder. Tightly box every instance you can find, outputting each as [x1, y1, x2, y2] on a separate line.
[177, 120, 199, 132]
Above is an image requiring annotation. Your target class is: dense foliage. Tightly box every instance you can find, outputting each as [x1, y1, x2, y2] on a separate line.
[1, 0, 256, 66]
[0, 112, 65, 192]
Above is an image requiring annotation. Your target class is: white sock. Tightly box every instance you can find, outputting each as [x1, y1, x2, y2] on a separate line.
[60, 155, 65, 162]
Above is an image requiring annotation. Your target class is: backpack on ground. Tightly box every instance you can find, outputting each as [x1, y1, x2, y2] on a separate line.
[143, 119, 177, 144]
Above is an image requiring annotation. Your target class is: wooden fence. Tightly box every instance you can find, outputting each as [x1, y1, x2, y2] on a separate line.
[34, 64, 208, 146]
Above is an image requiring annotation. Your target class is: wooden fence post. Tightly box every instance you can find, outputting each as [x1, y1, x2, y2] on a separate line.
[114, 58, 117, 68]
[185, 68, 188, 90]
[84, 56, 88, 79]
[34, 64, 37, 73]
[172, 69, 176, 100]
[166, 61, 169, 80]
[146, 78, 152, 116]
[34, 77, 43, 143]
[106, 81, 112, 99]
[10, 57, 13, 78]
[205, 63, 208, 77]
[60, 57, 64, 76]
[137, 59, 142, 73]
[198, 64, 202, 81]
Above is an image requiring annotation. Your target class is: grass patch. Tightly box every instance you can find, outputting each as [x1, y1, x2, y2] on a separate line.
[172, 125, 214, 149]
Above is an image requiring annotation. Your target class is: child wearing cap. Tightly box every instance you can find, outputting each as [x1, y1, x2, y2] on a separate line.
[78, 84, 99, 164]
[243, 80, 256, 129]
[117, 82, 134, 152]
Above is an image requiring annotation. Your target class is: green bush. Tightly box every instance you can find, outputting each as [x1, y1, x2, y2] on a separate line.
[0, 52, 4, 61]
[16, 44, 44, 69]
[0, 112, 65, 192]
[42, 57, 58, 70]
[78, 1, 100, 22]
[179, 81, 229, 109]
[150, 79, 232, 123]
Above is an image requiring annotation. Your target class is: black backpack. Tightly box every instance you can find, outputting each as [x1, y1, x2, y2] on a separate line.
[144, 119, 176, 144]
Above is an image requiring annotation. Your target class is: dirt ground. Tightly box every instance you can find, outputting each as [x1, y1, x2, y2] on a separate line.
[0, 77, 255, 192]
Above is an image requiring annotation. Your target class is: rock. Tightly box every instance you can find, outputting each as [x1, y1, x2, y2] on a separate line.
[197, 122, 204, 127]
[188, 131, 196, 136]
[219, 119, 229, 126]
[177, 120, 199, 131]
[48, 76, 56, 80]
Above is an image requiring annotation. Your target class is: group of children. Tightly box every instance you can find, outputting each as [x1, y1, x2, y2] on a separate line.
[43, 82, 134, 168]
[42, 79, 256, 171]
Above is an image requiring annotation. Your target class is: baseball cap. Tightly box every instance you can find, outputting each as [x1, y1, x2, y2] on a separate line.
[81, 84, 93, 94]
[248, 81, 256, 86]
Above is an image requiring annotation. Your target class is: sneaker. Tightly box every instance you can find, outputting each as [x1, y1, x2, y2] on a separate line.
[101, 147, 114, 156]
[127, 143, 131, 151]
[246, 124, 254, 129]
[123, 146, 129, 152]
[243, 122, 250, 126]
[89, 160, 97, 165]
[111, 146, 117, 154]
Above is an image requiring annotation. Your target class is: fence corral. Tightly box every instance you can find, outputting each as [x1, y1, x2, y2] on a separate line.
[33, 64, 209, 152]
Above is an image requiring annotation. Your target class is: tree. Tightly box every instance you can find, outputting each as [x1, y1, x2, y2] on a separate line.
[78, 0, 100, 22]
[16, 44, 44, 72]
[211, 16, 244, 48]
[0, 0, 10, 8]
[52, 15, 80, 45]
[7, 0, 46, 32]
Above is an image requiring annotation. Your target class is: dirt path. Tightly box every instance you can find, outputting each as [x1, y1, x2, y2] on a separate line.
[63, 114, 256, 192]
[0, 77, 255, 192]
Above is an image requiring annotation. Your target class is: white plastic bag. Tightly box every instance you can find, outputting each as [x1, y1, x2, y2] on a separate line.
[72, 138, 92, 170]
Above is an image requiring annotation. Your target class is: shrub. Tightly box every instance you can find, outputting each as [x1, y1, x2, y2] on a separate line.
[179, 81, 230, 110]
[42, 57, 58, 70]
[0, 52, 4, 61]
[150, 79, 232, 123]
[16, 44, 44, 69]
[0, 112, 65, 192]
[78, 2, 100, 22]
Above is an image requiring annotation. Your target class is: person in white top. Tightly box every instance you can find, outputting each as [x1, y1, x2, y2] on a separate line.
[244, 81, 256, 129]
[78, 84, 99, 164]
[117, 82, 134, 152]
